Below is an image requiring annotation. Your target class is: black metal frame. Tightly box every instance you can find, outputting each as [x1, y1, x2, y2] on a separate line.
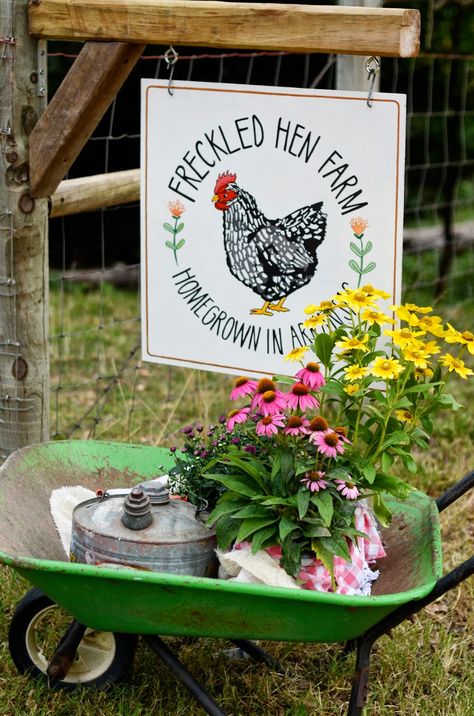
[43, 470, 474, 715]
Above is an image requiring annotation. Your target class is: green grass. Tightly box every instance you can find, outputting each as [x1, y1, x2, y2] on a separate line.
[1, 278, 473, 715]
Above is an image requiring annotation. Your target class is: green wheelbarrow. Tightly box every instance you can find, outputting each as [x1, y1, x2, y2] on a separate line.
[0, 440, 472, 715]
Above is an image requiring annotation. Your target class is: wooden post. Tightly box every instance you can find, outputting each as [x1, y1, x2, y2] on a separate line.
[336, 0, 382, 92]
[0, 0, 49, 458]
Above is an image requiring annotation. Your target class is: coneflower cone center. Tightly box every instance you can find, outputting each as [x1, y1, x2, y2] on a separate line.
[262, 416, 273, 425]
[287, 415, 303, 428]
[235, 376, 249, 387]
[228, 409, 240, 419]
[257, 378, 275, 393]
[262, 390, 277, 403]
[310, 417, 328, 431]
[325, 433, 340, 447]
[292, 383, 309, 396]
[306, 362, 321, 373]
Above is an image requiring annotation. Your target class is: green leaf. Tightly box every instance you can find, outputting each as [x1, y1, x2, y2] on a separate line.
[392, 396, 413, 409]
[312, 539, 335, 587]
[372, 493, 393, 528]
[206, 493, 248, 524]
[236, 517, 278, 543]
[311, 490, 333, 527]
[217, 454, 269, 491]
[381, 451, 394, 474]
[231, 504, 272, 519]
[350, 241, 363, 257]
[380, 431, 410, 450]
[438, 392, 463, 411]
[362, 261, 376, 274]
[402, 453, 418, 474]
[165, 241, 176, 249]
[204, 473, 260, 497]
[279, 515, 298, 541]
[250, 525, 278, 554]
[302, 524, 331, 538]
[362, 240, 373, 255]
[175, 239, 185, 250]
[259, 496, 293, 506]
[314, 332, 334, 366]
[319, 534, 351, 562]
[404, 382, 443, 394]
[215, 514, 241, 550]
[163, 222, 174, 232]
[176, 222, 184, 233]
[297, 489, 310, 520]
[373, 473, 412, 498]
[361, 463, 376, 484]
[348, 259, 361, 274]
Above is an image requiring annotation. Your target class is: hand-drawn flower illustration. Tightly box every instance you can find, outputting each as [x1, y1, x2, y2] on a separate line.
[164, 201, 186, 264]
[348, 217, 376, 287]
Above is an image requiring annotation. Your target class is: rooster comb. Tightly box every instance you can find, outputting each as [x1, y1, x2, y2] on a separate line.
[214, 171, 237, 194]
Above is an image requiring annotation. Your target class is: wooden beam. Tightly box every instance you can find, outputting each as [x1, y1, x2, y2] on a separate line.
[50, 169, 139, 217]
[29, 42, 145, 198]
[29, 1, 420, 58]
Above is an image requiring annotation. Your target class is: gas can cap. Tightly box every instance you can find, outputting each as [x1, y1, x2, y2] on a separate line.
[121, 487, 153, 530]
[138, 480, 170, 505]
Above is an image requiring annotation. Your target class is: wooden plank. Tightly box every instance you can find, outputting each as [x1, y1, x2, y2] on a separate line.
[29, 42, 145, 198]
[50, 169, 140, 217]
[0, 0, 50, 456]
[29, 0, 421, 58]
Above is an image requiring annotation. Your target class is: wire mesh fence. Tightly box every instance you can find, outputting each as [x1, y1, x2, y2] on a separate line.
[48, 46, 474, 445]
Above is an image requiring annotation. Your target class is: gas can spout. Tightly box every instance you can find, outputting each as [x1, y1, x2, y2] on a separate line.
[121, 488, 153, 530]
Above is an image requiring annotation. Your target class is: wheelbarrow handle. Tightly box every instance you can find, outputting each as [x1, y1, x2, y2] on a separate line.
[436, 469, 474, 512]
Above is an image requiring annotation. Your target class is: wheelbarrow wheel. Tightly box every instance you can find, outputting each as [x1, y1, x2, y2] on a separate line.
[8, 587, 138, 688]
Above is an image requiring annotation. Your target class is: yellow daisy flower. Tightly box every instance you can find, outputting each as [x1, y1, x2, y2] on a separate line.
[416, 315, 444, 337]
[335, 335, 370, 353]
[443, 323, 464, 345]
[361, 285, 391, 300]
[303, 314, 328, 329]
[361, 308, 395, 326]
[402, 346, 431, 370]
[459, 330, 474, 355]
[439, 353, 473, 379]
[344, 383, 360, 395]
[384, 327, 426, 349]
[343, 364, 368, 381]
[335, 289, 377, 312]
[391, 305, 420, 326]
[414, 366, 434, 381]
[285, 346, 310, 362]
[370, 357, 404, 380]
[421, 340, 441, 356]
[304, 300, 334, 315]
[395, 409, 413, 423]
[404, 303, 433, 314]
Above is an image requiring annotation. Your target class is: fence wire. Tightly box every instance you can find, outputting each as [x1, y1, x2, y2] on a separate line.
[48, 47, 474, 444]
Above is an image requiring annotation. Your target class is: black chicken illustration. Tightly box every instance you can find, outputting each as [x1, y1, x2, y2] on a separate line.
[212, 172, 327, 316]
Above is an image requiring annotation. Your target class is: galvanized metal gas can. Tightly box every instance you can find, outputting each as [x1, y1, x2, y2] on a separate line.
[70, 484, 217, 577]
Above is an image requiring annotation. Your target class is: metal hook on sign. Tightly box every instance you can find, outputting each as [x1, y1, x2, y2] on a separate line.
[365, 56, 380, 108]
[164, 46, 178, 96]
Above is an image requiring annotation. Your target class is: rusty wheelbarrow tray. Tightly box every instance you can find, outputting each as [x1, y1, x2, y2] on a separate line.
[0, 440, 473, 715]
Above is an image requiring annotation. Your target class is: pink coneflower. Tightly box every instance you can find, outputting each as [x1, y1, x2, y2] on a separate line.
[256, 413, 286, 436]
[333, 426, 351, 444]
[310, 429, 346, 458]
[300, 471, 327, 492]
[286, 383, 319, 411]
[308, 416, 329, 432]
[251, 378, 276, 409]
[284, 414, 310, 436]
[335, 479, 360, 500]
[295, 362, 326, 390]
[226, 407, 250, 431]
[230, 376, 258, 401]
[259, 389, 287, 416]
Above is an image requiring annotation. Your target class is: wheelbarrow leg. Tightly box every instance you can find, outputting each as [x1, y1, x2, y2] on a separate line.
[347, 635, 375, 716]
[230, 639, 284, 673]
[144, 635, 226, 716]
[46, 620, 88, 681]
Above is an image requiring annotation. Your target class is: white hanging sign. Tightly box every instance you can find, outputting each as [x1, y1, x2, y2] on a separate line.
[141, 80, 406, 377]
